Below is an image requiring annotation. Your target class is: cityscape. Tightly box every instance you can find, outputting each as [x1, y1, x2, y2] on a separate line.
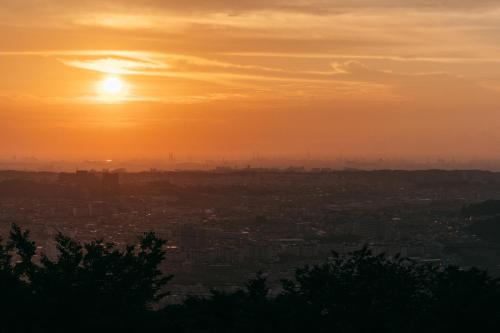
[2, 168, 500, 304]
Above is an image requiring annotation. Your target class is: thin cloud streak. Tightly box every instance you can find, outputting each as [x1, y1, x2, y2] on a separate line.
[219, 52, 500, 64]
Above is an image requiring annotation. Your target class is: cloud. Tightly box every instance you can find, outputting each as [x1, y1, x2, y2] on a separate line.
[5, 0, 499, 15]
[225, 52, 500, 64]
[3, 0, 500, 32]
[59, 57, 169, 75]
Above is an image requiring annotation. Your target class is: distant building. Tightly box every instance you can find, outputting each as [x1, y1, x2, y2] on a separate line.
[72, 205, 89, 218]
[102, 172, 120, 195]
[179, 224, 209, 249]
[58, 170, 99, 198]
[58, 170, 98, 187]
[354, 219, 385, 239]
[89, 201, 107, 217]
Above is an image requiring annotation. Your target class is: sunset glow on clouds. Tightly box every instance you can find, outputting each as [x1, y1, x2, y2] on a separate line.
[2, 0, 500, 159]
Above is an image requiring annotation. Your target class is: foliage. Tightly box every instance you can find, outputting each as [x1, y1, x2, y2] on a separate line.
[1, 225, 500, 332]
[165, 247, 500, 333]
[462, 199, 500, 217]
[0, 224, 171, 332]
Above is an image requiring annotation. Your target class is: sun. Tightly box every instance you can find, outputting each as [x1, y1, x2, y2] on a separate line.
[95, 76, 129, 102]
[99, 76, 124, 95]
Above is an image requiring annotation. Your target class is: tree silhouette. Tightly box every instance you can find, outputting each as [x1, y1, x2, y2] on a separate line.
[0, 224, 171, 332]
[1, 225, 500, 332]
[165, 247, 500, 333]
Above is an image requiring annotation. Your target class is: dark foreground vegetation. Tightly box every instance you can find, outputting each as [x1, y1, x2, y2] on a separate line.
[1, 225, 499, 333]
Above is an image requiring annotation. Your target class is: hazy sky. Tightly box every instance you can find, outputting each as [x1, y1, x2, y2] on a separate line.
[1, 0, 500, 160]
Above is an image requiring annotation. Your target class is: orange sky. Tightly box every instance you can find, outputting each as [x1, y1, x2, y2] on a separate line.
[2, 1, 500, 160]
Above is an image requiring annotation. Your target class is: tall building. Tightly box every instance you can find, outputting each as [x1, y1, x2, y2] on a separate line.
[58, 170, 99, 198]
[58, 170, 98, 187]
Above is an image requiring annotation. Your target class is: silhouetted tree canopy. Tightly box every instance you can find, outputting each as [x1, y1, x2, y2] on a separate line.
[0, 224, 500, 332]
[0, 224, 171, 332]
[462, 199, 500, 217]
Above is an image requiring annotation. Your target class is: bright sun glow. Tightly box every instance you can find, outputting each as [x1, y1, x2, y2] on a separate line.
[100, 76, 124, 95]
